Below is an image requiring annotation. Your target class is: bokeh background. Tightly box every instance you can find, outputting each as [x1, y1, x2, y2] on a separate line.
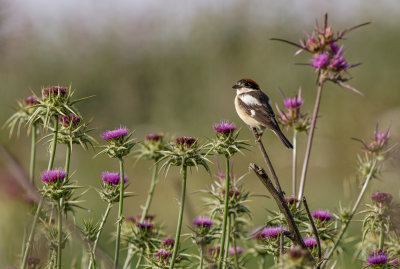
[0, 0, 399, 267]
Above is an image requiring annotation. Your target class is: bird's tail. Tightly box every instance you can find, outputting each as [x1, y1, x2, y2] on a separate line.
[273, 129, 293, 149]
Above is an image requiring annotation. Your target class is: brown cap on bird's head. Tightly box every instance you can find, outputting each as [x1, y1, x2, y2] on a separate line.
[232, 78, 260, 90]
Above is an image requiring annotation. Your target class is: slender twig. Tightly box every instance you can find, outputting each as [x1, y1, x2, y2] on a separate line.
[123, 163, 159, 269]
[249, 163, 313, 261]
[251, 128, 283, 194]
[89, 202, 112, 269]
[297, 78, 324, 204]
[29, 124, 37, 186]
[321, 160, 377, 268]
[218, 156, 231, 269]
[21, 198, 43, 268]
[231, 214, 240, 269]
[292, 130, 298, 196]
[57, 199, 63, 269]
[114, 158, 125, 268]
[303, 197, 321, 259]
[169, 165, 188, 269]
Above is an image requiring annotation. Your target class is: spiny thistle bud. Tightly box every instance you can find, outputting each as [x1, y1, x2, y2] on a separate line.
[175, 136, 197, 149]
[43, 86, 68, 98]
[276, 88, 310, 133]
[136, 133, 166, 161]
[99, 171, 130, 203]
[155, 249, 173, 265]
[25, 96, 40, 106]
[355, 124, 390, 156]
[371, 192, 392, 207]
[303, 236, 318, 248]
[58, 113, 81, 128]
[312, 210, 332, 222]
[99, 126, 136, 158]
[208, 245, 221, 261]
[41, 169, 67, 183]
[162, 238, 175, 249]
[209, 120, 249, 157]
[229, 246, 243, 256]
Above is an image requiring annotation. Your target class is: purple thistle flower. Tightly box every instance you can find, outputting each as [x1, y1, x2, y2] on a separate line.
[312, 210, 332, 222]
[136, 213, 156, 221]
[58, 113, 81, 128]
[175, 136, 197, 148]
[367, 249, 388, 265]
[162, 238, 175, 248]
[101, 172, 128, 185]
[283, 89, 304, 110]
[145, 133, 164, 142]
[155, 249, 172, 263]
[192, 216, 213, 228]
[43, 86, 68, 97]
[288, 246, 308, 261]
[390, 259, 399, 265]
[124, 216, 136, 223]
[229, 246, 243, 256]
[372, 192, 392, 206]
[41, 169, 66, 183]
[25, 96, 39, 106]
[303, 237, 318, 248]
[213, 120, 237, 136]
[136, 221, 154, 230]
[312, 52, 329, 69]
[329, 46, 348, 71]
[253, 226, 286, 239]
[101, 126, 129, 140]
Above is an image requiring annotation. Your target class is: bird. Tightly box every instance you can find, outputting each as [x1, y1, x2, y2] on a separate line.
[233, 78, 293, 149]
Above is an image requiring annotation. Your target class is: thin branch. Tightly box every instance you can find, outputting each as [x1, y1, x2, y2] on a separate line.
[249, 163, 313, 261]
[251, 128, 283, 194]
[303, 197, 321, 260]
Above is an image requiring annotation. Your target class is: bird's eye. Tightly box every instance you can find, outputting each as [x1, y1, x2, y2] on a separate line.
[245, 82, 250, 87]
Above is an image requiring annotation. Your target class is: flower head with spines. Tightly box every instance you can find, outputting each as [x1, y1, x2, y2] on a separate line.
[97, 126, 137, 159]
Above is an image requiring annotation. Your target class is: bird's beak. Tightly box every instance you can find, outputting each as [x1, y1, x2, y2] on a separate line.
[232, 84, 240, 89]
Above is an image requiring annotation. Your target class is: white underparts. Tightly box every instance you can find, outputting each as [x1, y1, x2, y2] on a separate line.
[236, 88, 257, 94]
[250, 109, 255, 117]
[239, 94, 261, 106]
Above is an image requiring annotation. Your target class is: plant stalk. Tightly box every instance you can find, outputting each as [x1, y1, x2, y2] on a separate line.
[20, 198, 43, 269]
[89, 202, 112, 269]
[48, 117, 59, 170]
[57, 199, 63, 269]
[199, 245, 204, 269]
[231, 215, 240, 269]
[321, 160, 377, 268]
[113, 158, 125, 268]
[297, 78, 324, 203]
[292, 130, 297, 196]
[169, 165, 187, 269]
[218, 156, 231, 269]
[65, 143, 71, 178]
[29, 124, 37, 186]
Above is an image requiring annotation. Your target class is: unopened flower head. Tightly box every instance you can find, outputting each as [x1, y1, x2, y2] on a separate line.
[283, 89, 304, 111]
[357, 124, 390, 155]
[229, 246, 243, 256]
[285, 196, 299, 206]
[175, 136, 197, 149]
[213, 120, 237, 136]
[136, 221, 154, 230]
[155, 249, 172, 263]
[41, 169, 66, 183]
[25, 96, 39, 106]
[371, 192, 392, 206]
[101, 172, 128, 185]
[136, 213, 155, 222]
[192, 216, 213, 228]
[146, 133, 164, 142]
[208, 245, 221, 259]
[58, 113, 81, 128]
[162, 238, 175, 248]
[312, 210, 332, 222]
[101, 126, 129, 141]
[43, 86, 68, 97]
[367, 249, 388, 265]
[303, 237, 318, 248]
[288, 245, 308, 261]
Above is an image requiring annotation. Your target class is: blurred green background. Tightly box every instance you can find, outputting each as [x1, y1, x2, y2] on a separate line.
[0, 0, 399, 267]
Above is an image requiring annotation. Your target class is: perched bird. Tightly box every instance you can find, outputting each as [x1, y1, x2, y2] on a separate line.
[233, 78, 293, 148]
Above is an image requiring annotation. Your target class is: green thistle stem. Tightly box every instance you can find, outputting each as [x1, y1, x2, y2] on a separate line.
[113, 157, 125, 268]
[89, 202, 112, 269]
[57, 199, 63, 269]
[223, 216, 231, 264]
[169, 165, 187, 269]
[231, 215, 240, 269]
[135, 251, 144, 268]
[292, 130, 297, 196]
[48, 117, 59, 170]
[379, 223, 384, 250]
[65, 143, 71, 178]
[199, 245, 204, 269]
[21, 198, 43, 269]
[218, 156, 231, 269]
[29, 124, 37, 185]
[322, 160, 377, 268]
[123, 162, 159, 269]
[297, 78, 324, 204]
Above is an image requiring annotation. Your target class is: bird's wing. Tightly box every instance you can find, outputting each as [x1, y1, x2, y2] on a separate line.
[238, 91, 279, 128]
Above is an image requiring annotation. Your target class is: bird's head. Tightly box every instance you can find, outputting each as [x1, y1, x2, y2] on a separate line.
[232, 78, 260, 93]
